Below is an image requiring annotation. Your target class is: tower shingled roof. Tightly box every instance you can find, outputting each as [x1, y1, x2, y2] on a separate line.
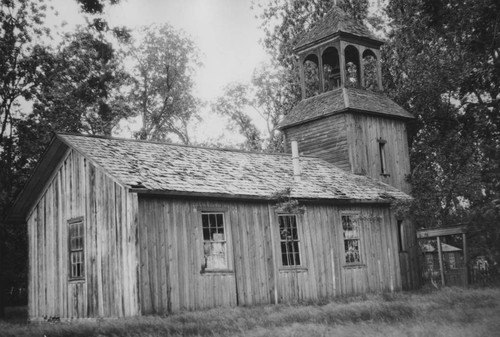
[278, 88, 414, 129]
[294, 6, 383, 52]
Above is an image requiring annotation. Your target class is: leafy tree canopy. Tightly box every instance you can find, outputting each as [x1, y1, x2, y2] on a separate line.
[212, 61, 298, 152]
[127, 23, 201, 144]
[254, 0, 370, 68]
[384, 0, 500, 258]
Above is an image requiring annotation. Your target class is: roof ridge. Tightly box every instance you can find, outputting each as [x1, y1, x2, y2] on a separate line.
[294, 5, 382, 51]
[57, 132, 323, 159]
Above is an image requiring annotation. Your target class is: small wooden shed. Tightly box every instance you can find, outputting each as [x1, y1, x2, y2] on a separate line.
[417, 225, 468, 287]
[8, 133, 412, 320]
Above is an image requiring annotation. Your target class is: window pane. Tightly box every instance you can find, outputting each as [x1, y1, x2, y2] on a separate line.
[204, 242, 227, 269]
[294, 252, 301, 266]
[345, 239, 360, 263]
[209, 214, 216, 228]
[202, 214, 209, 240]
[291, 223, 298, 240]
[342, 216, 357, 238]
[203, 227, 210, 241]
[282, 253, 289, 266]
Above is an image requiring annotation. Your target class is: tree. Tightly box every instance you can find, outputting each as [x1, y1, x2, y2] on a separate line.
[0, 0, 128, 314]
[30, 29, 133, 137]
[127, 24, 201, 144]
[384, 0, 500, 259]
[251, 62, 298, 151]
[212, 82, 263, 151]
[212, 61, 298, 152]
[0, 0, 51, 175]
[0, 0, 54, 316]
[76, 0, 121, 14]
[255, 0, 370, 68]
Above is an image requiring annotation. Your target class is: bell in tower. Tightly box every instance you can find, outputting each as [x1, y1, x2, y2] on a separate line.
[294, 6, 385, 98]
[278, 5, 414, 194]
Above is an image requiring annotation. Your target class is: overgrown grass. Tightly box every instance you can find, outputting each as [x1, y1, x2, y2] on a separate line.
[1, 287, 499, 337]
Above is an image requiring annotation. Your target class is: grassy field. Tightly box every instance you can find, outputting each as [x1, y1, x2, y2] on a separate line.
[1, 286, 499, 337]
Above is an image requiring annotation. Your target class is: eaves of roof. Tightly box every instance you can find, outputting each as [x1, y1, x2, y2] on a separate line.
[5, 132, 412, 224]
[278, 88, 414, 129]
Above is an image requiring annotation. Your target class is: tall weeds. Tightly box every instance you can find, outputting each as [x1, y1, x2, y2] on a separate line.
[1, 287, 498, 337]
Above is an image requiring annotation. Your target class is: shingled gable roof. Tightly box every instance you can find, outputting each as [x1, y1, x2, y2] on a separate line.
[66, 133, 410, 201]
[294, 6, 383, 52]
[278, 87, 414, 129]
[6, 133, 411, 223]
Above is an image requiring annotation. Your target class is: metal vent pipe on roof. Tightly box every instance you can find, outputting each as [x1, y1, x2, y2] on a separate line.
[291, 140, 301, 182]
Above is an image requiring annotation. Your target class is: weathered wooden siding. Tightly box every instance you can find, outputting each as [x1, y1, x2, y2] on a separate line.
[399, 220, 421, 290]
[284, 114, 351, 171]
[346, 114, 411, 194]
[284, 113, 411, 195]
[138, 198, 275, 313]
[273, 204, 402, 301]
[138, 197, 402, 313]
[27, 149, 139, 320]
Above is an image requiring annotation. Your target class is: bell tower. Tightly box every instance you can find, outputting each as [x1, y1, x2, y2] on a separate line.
[279, 6, 414, 194]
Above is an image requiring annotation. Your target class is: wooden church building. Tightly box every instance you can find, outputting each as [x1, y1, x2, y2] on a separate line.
[7, 6, 419, 320]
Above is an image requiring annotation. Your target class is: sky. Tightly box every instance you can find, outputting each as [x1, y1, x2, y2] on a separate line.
[106, 0, 269, 101]
[47, 0, 271, 143]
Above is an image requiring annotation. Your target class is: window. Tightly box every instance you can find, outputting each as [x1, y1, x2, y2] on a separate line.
[201, 212, 227, 271]
[398, 220, 406, 252]
[378, 138, 388, 175]
[68, 218, 84, 279]
[342, 214, 361, 264]
[279, 215, 301, 266]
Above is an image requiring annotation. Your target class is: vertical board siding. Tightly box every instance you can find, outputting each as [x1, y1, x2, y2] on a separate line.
[138, 198, 246, 314]
[138, 197, 403, 313]
[284, 113, 411, 195]
[27, 147, 408, 319]
[27, 149, 139, 320]
[284, 114, 351, 171]
[399, 220, 420, 290]
[347, 114, 411, 194]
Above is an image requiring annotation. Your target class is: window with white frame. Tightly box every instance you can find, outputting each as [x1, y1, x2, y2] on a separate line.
[278, 214, 301, 266]
[342, 214, 361, 264]
[201, 212, 227, 271]
[68, 218, 85, 279]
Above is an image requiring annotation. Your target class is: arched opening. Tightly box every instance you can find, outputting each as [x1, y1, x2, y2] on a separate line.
[344, 45, 360, 88]
[303, 54, 320, 98]
[362, 49, 378, 90]
[322, 47, 341, 91]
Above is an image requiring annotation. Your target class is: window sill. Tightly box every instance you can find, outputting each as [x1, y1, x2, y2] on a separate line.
[200, 269, 234, 275]
[343, 264, 366, 269]
[279, 267, 308, 273]
[68, 278, 85, 283]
